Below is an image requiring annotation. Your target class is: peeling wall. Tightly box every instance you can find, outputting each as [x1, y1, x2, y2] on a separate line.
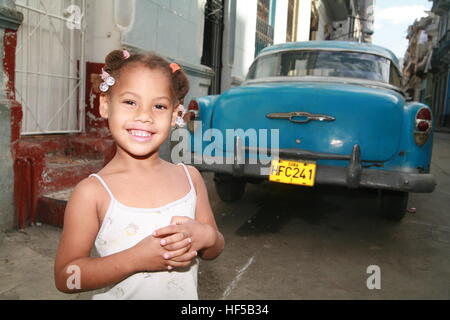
[0, 103, 14, 232]
[0, 27, 14, 233]
[0, 1, 23, 233]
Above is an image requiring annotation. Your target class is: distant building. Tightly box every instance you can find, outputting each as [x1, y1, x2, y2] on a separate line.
[429, 0, 450, 129]
[402, 0, 450, 130]
[403, 12, 438, 105]
[329, 0, 374, 43]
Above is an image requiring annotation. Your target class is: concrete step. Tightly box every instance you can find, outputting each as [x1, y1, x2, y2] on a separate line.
[41, 156, 103, 194]
[15, 134, 115, 229]
[36, 189, 73, 228]
[37, 155, 103, 228]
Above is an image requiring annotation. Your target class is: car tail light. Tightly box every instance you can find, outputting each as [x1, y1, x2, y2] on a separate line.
[187, 100, 199, 121]
[186, 100, 199, 132]
[417, 121, 429, 132]
[417, 108, 431, 121]
[414, 107, 432, 146]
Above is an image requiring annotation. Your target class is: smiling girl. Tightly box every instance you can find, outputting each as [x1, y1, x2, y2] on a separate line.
[54, 50, 224, 300]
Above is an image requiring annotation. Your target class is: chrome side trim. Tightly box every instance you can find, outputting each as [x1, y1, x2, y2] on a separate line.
[266, 111, 336, 124]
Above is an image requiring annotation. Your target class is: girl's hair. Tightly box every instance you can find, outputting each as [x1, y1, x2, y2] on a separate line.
[93, 49, 189, 104]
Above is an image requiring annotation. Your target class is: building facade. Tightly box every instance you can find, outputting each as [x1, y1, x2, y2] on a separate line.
[429, 0, 450, 129]
[0, 0, 371, 231]
[404, 0, 450, 130]
[403, 13, 438, 105]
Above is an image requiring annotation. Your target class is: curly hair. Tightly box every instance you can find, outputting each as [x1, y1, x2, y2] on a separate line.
[93, 49, 189, 104]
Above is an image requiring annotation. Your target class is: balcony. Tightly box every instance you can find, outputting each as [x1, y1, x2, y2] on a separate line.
[431, 0, 450, 15]
[255, 16, 274, 56]
[431, 29, 450, 69]
[322, 0, 351, 21]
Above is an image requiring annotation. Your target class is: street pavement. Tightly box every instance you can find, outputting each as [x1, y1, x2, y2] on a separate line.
[1, 133, 449, 300]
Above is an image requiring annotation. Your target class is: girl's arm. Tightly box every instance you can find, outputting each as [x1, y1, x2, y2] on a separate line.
[189, 166, 225, 260]
[54, 178, 135, 293]
[154, 166, 225, 261]
[54, 177, 192, 294]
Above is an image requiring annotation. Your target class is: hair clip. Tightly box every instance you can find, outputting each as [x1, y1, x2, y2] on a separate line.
[169, 63, 181, 74]
[175, 104, 186, 127]
[123, 49, 130, 60]
[99, 68, 116, 92]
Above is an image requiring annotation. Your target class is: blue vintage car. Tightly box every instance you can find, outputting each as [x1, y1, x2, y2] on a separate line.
[183, 41, 436, 221]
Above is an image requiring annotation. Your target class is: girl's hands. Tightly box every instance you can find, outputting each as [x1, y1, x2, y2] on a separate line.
[153, 216, 217, 256]
[130, 232, 197, 272]
[130, 215, 216, 273]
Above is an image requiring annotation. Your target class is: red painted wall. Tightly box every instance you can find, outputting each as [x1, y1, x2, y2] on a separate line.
[8, 53, 115, 228]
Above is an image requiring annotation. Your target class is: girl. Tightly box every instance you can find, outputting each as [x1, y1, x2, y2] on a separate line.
[54, 49, 224, 300]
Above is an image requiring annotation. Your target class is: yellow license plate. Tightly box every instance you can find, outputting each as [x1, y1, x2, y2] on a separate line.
[269, 159, 316, 187]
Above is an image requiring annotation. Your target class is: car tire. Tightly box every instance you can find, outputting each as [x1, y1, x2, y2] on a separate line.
[377, 190, 409, 222]
[214, 173, 246, 202]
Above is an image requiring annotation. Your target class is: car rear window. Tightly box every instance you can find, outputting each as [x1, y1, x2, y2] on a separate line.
[247, 50, 401, 87]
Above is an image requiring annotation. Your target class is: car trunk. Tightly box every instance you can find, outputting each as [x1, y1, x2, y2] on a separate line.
[211, 81, 405, 162]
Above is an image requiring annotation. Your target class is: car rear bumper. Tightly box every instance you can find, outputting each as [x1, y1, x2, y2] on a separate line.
[188, 144, 436, 193]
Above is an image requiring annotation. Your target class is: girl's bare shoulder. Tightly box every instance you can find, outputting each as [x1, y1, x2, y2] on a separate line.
[184, 164, 202, 184]
[164, 161, 202, 184]
[67, 174, 111, 215]
[72, 174, 105, 196]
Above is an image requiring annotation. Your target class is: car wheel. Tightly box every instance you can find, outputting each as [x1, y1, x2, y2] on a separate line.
[214, 173, 246, 202]
[377, 190, 409, 222]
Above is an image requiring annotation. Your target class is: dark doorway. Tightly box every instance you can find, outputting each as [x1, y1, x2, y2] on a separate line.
[201, 0, 225, 95]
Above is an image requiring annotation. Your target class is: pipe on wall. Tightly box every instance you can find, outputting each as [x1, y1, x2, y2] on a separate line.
[113, 0, 135, 33]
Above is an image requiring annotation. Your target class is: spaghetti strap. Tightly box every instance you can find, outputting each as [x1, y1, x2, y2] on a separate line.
[178, 163, 194, 191]
[89, 174, 115, 200]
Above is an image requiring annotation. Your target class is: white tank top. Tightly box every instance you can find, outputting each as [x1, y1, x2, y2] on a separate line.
[90, 163, 198, 300]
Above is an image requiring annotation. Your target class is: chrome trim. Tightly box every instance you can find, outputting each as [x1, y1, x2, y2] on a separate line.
[266, 111, 335, 124]
[188, 152, 436, 193]
[187, 110, 199, 117]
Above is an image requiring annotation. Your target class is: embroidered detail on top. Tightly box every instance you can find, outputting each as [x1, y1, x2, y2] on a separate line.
[125, 223, 139, 236]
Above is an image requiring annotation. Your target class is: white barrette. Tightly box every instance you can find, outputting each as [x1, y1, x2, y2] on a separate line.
[99, 68, 115, 92]
[175, 104, 186, 127]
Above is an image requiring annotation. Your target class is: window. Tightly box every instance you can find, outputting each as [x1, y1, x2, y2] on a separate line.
[255, 0, 275, 56]
[389, 64, 402, 88]
[247, 50, 402, 87]
[15, 0, 86, 134]
[247, 54, 281, 79]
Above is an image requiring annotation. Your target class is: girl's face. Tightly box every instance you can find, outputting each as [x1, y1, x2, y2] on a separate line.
[99, 64, 178, 158]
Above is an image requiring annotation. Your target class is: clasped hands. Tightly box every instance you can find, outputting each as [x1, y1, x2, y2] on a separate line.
[132, 216, 215, 272]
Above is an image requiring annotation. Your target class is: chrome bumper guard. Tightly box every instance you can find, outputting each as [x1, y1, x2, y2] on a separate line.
[189, 144, 436, 193]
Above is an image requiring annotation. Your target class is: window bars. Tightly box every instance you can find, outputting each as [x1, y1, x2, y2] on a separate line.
[15, 0, 86, 135]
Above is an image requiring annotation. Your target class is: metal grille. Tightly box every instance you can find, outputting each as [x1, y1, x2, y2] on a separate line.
[15, 0, 86, 135]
